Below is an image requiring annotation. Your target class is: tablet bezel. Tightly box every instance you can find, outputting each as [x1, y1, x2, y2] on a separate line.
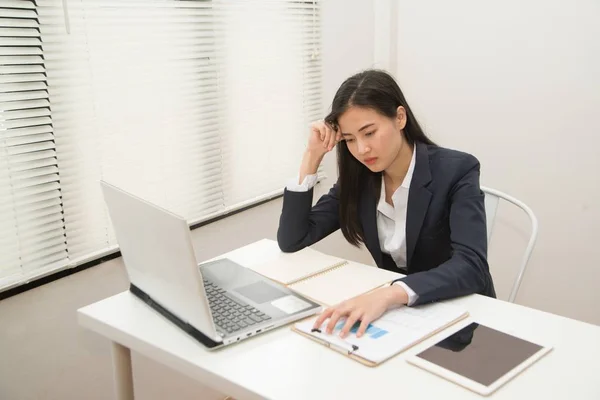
[406, 320, 553, 396]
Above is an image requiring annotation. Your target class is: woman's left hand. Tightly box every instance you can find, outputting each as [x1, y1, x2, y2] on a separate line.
[312, 285, 409, 338]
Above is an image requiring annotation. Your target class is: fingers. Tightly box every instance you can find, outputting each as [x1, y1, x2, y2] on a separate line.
[356, 316, 372, 338]
[314, 301, 369, 338]
[313, 307, 334, 331]
[323, 123, 335, 150]
[325, 309, 344, 334]
[326, 124, 337, 151]
[316, 123, 325, 142]
[311, 121, 325, 142]
[310, 120, 339, 152]
[335, 127, 342, 143]
[314, 303, 351, 335]
[322, 124, 330, 149]
[329, 129, 338, 151]
[339, 310, 362, 338]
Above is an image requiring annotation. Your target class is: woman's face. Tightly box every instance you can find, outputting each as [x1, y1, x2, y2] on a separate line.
[337, 106, 407, 173]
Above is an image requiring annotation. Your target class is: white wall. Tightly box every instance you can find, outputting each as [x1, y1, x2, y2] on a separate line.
[321, 0, 374, 113]
[385, 0, 600, 324]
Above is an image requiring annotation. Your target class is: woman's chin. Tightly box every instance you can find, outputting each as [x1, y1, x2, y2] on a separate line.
[364, 163, 385, 173]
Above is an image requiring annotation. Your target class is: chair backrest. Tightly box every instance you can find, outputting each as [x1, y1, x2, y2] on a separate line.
[483, 190, 500, 243]
[481, 186, 539, 303]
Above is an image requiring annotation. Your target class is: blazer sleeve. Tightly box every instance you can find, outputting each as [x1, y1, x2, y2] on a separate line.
[397, 156, 494, 305]
[277, 182, 341, 252]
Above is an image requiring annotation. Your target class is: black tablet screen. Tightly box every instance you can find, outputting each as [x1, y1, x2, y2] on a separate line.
[415, 322, 543, 386]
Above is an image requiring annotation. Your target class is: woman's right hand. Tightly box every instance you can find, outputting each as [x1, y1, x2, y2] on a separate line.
[298, 121, 342, 183]
[307, 120, 342, 157]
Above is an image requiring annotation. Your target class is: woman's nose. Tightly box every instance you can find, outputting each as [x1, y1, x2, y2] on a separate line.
[357, 140, 371, 155]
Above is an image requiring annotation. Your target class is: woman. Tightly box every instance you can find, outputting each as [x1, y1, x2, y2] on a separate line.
[277, 69, 496, 339]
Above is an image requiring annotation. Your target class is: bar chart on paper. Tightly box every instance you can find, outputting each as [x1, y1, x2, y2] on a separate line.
[334, 320, 389, 339]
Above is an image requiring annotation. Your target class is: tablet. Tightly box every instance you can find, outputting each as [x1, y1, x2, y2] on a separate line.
[407, 321, 552, 396]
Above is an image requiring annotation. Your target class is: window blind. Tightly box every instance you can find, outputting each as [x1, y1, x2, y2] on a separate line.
[1, 0, 322, 291]
[0, 0, 68, 289]
[37, 0, 226, 264]
[213, 0, 323, 209]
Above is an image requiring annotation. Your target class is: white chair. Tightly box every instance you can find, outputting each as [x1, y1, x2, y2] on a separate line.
[481, 186, 539, 303]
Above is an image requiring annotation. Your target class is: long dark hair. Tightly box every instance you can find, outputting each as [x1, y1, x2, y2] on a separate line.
[324, 69, 434, 246]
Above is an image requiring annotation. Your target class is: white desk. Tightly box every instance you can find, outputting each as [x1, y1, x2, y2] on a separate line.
[78, 239, 600, 400]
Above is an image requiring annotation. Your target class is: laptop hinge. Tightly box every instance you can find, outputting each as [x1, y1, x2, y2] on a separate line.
[129, 284, 223, 348]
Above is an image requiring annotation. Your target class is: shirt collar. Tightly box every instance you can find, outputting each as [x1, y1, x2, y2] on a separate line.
[378, 145, 416, 210]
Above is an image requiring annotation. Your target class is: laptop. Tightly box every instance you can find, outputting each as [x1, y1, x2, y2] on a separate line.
[100, 181, 322, 349]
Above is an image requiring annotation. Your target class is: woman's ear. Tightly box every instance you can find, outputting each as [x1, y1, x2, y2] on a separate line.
[396, 106, 407, 130]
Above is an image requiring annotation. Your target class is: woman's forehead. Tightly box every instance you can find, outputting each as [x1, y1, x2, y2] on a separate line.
[338, 107, 383, 131]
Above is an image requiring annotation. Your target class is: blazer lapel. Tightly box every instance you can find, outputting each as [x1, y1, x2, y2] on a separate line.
[406, 142, 433, 268]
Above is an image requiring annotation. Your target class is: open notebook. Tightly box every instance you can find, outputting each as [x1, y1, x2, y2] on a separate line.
[293, 302, 469, 367]
[245, 246, 403, 306]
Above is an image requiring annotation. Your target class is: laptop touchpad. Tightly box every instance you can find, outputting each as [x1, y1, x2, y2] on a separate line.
[234, 281, 287, 304]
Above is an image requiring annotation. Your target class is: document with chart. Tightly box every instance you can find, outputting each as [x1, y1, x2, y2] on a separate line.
[293, 302, 468, 366]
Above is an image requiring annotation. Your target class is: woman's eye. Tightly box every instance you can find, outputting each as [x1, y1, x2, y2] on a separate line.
[365, 131, 375, 136]
[345, 138, 355, 143]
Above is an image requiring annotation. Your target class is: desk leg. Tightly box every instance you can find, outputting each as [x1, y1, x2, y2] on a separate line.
[111, 342, 134, 400]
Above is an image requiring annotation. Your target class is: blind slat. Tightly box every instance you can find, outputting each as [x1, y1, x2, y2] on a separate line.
[0, 73, 47, 84]
[0, 124, 53, 139]
[0, 189, 61, 212]
[5, 149, 56, 165]
[0, 1, 36, 10]
[14, 204, 63, 225]
[1, 107, 51, 120]
[0, 55, 44, 64]
[1, 116, 52, 130]
[0, 27, 39, 37]
[0, 90, 48, 103]
[20, 242, 68, 265]
[0, 64, 44, 74]
[0, 82, 47, 93]
[0, 18, 39, 28]
[0, 36, 40, 46]
[17, 229, 65, 250]
[0, 98, 50, 112]
[0, 46, 43, 56]
[0, 196, 61, 216]
[15, 219, 65, 241]
[11, 172, 60, 190]
[3, 132, 54, 147]
[0, 9, 37, 19]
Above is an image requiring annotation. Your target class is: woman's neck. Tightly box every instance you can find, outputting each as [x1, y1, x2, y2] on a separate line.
[383, 142, 414, 189]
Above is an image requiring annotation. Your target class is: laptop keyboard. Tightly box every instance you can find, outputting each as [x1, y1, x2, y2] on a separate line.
[203, 279, 271, 335]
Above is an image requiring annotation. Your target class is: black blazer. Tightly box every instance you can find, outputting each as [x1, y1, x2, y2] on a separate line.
[277, 142, 496, 306]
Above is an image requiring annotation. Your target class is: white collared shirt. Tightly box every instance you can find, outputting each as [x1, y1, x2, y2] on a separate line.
[376, 145, 415, 270]
[286, 147, 418, 305]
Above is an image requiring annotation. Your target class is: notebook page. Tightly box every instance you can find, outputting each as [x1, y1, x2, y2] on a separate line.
[295, 302, 468, 364]
[246, 246, 346, 285]
[289, 262, 403, 306]
[202, 239, 280, 268]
